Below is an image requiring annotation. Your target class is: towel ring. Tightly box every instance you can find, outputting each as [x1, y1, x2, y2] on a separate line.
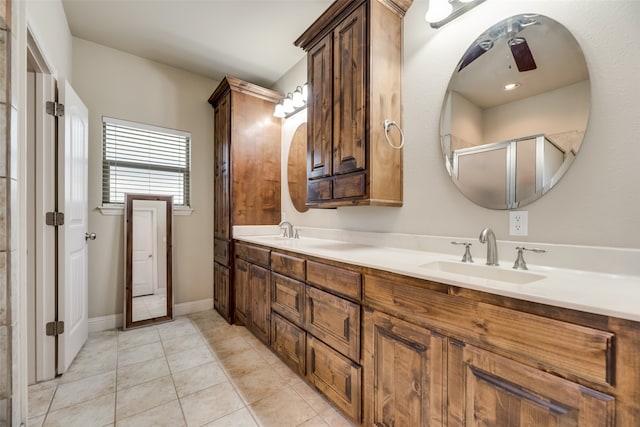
[383, 120, 405, 149]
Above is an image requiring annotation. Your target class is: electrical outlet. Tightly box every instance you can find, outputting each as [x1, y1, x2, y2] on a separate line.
[510, 211, 528, 236]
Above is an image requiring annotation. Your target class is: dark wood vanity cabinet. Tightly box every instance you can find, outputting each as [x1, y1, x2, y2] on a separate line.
[363, 310, 446, 426]
[363, 273, 621, 427]
[247, 263, 271, 344]
[237, 244, 366, 424]
[233, 258, 250, 325]
[209, 76, 281, 323]
[295, 0, 411, 207]
[235, 242, 272, 344]
[213, 264, 231, 321]
[233, 241, 640, 426]
[448, 343, 614, 426]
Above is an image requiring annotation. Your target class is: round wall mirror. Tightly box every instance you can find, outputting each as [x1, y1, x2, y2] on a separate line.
[288, 123, 309, 212]
[440, 14, 590, 209]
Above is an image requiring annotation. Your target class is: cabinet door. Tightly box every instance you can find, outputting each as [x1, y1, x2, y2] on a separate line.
[307, 335, 361, 423]
[307, 34, 333, 180]
[271, 312, 306, 376]
[213, 262, 230, 322]
[305, 285, 360, 361]
[213, 93, 231, 240]
[332, 4, 366, 175]
[363, 310, 446, 427]
[248, 264, 271, 344]
[234, 258, 249, 326]
[448, 343, 615, 427]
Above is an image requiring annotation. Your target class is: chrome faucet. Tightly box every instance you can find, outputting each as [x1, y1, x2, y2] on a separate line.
[279, 221, 294, 238]
[479, 228, 499, 266]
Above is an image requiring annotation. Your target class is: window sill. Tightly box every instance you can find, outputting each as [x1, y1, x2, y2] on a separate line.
[97, 205, 194, 216]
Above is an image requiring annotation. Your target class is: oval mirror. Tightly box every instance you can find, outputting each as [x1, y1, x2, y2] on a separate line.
[288, 123, 309, 212]
[440, 14, 590, 209]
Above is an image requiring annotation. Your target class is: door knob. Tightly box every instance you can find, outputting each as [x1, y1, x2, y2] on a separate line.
[85, 232, 97, 241]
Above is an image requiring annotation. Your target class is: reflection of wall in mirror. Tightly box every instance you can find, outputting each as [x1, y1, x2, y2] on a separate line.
[133, 200, 167, 295]
[482, 80, 590, 146]
[448, 80, 589, 152]
[448, 90, 483, 153]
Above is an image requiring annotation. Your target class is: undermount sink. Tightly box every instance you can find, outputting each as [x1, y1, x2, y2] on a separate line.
[420, 261, 545, 284]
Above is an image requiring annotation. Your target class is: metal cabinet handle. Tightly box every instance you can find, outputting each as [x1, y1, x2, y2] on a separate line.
[85, 232, 97, 241]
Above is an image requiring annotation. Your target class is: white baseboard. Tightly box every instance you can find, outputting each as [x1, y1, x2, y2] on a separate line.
[174, 298, 214, 316]
[88, 313, 123, 333]
[88, 298, 214, 333]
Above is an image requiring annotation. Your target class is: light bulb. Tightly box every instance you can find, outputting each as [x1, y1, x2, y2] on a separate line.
[283, 94, 295, 114]
[302, 83, 308, 102]
[425, 0, 453, 23]
[292, 86, 305, 108]
[273, 102, 285, 118]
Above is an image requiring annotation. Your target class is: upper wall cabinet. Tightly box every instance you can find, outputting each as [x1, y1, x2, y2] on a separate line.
[295, 0, 412, 208]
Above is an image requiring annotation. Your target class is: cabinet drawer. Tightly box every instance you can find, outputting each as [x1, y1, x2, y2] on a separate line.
[214, 238, 229, 265]
[306, 286, 360, 361]
[448, 344, 615, 426]
[271, 251, 305, 281]
[307, 179, 332, 202]
[365, 274, 615, 386]
[307, 335, 361, 424]
[271, 312, 306, 377]
[271, 273, 305, 327]
[235, 242, 270, 268]
[333, 172, 366, 199]
[307, 260, 362, 301]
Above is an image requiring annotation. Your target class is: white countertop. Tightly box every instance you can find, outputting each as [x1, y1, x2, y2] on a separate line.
[233, 231, 640, 323]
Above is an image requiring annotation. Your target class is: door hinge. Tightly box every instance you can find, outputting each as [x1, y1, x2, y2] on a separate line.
[46, 101, 65, 117]
[46, 321, 65, 336]
[46, 211, 65, 227]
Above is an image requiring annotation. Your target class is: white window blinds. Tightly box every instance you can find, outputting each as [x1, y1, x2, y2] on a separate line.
[102, 117, 191, 206]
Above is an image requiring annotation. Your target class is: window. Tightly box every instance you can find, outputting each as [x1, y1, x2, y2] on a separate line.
[102, 117, 191, 207]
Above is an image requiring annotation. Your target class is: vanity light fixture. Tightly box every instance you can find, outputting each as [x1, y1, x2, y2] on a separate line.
[273, 101, 286, 118]
[273, 83, 309, 119]
[425, 0, 486, 29]
[504, 82, 520, 91]
[292, 85, 305, 108]
[425, 0, 452, 23]
[283, 93, 295, 114]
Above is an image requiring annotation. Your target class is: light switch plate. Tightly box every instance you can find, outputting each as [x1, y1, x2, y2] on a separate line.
[510, 211, 528, 236]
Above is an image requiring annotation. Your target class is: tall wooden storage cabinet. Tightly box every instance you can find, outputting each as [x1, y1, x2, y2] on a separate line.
[208, 76, 282, 323]
[295, 0, 412, 208]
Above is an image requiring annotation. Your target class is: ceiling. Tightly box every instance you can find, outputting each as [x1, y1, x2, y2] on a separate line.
[61, 0, 334, 88]
[450, 14, 589, 109]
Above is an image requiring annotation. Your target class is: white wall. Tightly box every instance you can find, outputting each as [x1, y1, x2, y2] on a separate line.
[26, 0, 73, 81]
[72, 38, 217, 318]
[280, 0, 640, 249]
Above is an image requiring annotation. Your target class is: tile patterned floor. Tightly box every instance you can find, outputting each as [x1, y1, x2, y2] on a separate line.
[27, 310, 355, 427]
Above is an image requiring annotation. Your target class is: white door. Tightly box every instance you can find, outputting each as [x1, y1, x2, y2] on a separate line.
[132, 208, 157, 297]
[58, 80, 89, 373]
